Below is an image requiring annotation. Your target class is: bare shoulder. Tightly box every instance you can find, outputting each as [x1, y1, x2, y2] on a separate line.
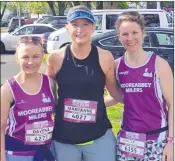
[97, 46, 114, 61]
[1, 82, 13, 102]
[47, 46, 67, 75]
[115, 57, 122, 68]
[48, 46, 67, 63]
[156, 55, 172, 75]
[1, 82, 11, 94]
[96, 46, 115, 74]
[156, 55, 171, 69]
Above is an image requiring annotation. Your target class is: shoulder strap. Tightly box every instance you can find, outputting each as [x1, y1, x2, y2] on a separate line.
[64, 44, 71, 61]
[147, 52, 156, 69]
[90, 44, 99, 61]
[42, 74, 55, 100]
[6, 77, 18, 103]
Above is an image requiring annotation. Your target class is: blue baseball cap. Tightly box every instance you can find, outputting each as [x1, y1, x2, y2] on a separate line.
[67, 9, 95, 24]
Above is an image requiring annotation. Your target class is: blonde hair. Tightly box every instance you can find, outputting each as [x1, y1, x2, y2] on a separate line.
[68, 5, 92, 16]
[116, 11, 145, 34]
[15, 43, 43, 56]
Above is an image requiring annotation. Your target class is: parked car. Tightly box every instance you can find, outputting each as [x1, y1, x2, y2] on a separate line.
[41, 32, 52, 53]
[24, 18, 33, 25]
[1, 24, 57, 53]
[166, 12, 174, 28]
[34, 16, 52, 24]
[0, 19, 9, 27]
[47, 9, 170, 53]
[8, 17, 25, 33]
[30, 18, 38, 23]
[41, 16, 67, 29]
[92, 28, 174, 72]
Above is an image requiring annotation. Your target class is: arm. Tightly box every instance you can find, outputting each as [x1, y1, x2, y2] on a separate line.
[101, 50, 122, 107]
[157, 57, 173, 137]
[46, 48, 65, 80]
[157, 57, 174, 161]
[1, 83, 13, 161]
[46, 53, 56, 80]
[49, 78, 57, 113]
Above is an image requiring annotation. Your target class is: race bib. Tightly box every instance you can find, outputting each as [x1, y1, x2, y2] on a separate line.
[63, 98, 97, 123]
[118, 130, 146, 159]
[25, 120, 54, 145]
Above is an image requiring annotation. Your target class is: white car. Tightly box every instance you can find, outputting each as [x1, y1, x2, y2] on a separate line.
[47, 9, 169, 53]
[0, 24, 57, 53]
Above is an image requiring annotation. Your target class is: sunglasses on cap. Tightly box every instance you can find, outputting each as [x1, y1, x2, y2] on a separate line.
[16, 36, 42, 47]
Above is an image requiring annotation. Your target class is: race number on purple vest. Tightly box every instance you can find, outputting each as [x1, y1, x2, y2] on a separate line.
[25, 120, 54, 145]
[64, 98, 97, 123]
[119, 130, 146, 159]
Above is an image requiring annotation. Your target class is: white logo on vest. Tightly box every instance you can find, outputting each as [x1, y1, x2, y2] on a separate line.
[119, 71, 129, 75]
[17, 100, 27, 104]
[42, 93, 51, 103]
[143, 68, 152, 77]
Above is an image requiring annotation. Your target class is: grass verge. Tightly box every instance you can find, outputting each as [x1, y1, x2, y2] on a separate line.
[42, 53, 49, 63]
[107, 103, 123, 135]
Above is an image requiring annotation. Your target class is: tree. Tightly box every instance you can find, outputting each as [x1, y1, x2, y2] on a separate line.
[4, 2, 24, 16]
[116, 2, 129, 9]
[147, 2, 157, 9]
[58, 2, 69, 15]
[84, 2, 91, 9]
[71, 2, 81, 6]
[96, 2, 103, 9]
[160, 1, 174, 9]
[25, 2, 49, 17]
[103, 2, 129, 9]
[47, 1, 56, 16]
[0, 2, 7, 19]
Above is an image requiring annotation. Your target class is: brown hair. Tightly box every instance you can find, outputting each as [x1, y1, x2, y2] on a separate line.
[116, 11, 145, 34]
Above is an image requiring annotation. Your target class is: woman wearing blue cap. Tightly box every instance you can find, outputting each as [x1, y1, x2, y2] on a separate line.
[46, 5, 121, 161]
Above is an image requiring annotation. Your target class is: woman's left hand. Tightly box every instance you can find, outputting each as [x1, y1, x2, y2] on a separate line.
[162, 143, 173, 161]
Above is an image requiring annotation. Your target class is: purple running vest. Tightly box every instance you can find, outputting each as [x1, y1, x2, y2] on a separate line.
[6, 74, 54, 145]
[116, 52, 168, 140]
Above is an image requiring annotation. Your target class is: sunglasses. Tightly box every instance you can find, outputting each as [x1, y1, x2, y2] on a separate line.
[16, 36, 42, 47]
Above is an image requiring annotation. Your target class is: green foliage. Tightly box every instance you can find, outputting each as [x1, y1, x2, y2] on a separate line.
[4, 2, 49, 15]
[2, 2, 16, 13]
[6, 2, 25, 11]
[104, 89, 124, 135]
[107, 103, 124, 135]
[42, 54, 48, 63]
[1, 2, 7, 9]
[113, 2, 129, 9]
[160, 1, 174, 8]
[25, 2, 49, 14]
[1, 2, 7, 18]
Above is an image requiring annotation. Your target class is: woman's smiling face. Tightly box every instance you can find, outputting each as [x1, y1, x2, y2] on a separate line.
[118, 21, 145, 53]
[66, 18, 95, 45]
[16, 43, 43, 74]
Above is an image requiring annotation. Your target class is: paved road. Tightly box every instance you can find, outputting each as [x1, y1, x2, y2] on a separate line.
[1, 54, 47, 85]
[1, 54, 19, 84]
